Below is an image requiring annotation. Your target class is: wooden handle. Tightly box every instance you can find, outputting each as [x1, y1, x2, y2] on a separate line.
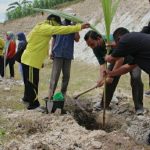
[74, 85, 97, 99]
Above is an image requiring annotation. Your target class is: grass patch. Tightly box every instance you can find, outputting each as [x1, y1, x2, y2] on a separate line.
[1, 59, 149, 110]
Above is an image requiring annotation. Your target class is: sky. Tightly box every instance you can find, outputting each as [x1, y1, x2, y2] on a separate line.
[0, 0, 19, 22]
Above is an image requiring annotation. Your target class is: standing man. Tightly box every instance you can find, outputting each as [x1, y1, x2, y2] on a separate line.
[21, 14, 90, 110]
[48, 9, 80, 99]
[105, 27, 150, 75]
[141, 21, 150, 97]
[84, 30, 144, 115]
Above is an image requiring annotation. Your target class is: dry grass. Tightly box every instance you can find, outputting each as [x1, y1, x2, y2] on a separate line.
[0, 59, 149, 110]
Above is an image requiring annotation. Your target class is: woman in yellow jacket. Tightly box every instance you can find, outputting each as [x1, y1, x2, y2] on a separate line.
[0, 37, 5, 78]
[21, 14, 90, 110]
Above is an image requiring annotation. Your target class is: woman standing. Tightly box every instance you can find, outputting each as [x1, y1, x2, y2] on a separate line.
[2, 32, 16, 79]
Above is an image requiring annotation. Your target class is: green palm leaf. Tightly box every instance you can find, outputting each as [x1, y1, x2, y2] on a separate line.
[101, 0, 120, 43]
[33, 8, 100, 34]
[8, 2, 21, 7]
[100, 0, 120, 129]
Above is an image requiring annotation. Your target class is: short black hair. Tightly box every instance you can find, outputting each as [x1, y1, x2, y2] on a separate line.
[47, 14, 61, 24]
[113, 27, 129, 42]
[84, 30, 102, 41]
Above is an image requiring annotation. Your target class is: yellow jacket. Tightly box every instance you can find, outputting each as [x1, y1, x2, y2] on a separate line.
[0, 38, 5, 56]
[21, 21, 81, 69]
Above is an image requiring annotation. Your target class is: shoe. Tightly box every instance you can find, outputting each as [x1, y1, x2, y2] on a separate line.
[0, 76, 3, 81]
[36, 106, 47, 113]
[10, 77, 14, 81]
[148, 133, 150, 145]
[144, 90, 150, 97]
[93, 102, 111, 111]
[27, 100, 40, 110]
[43, 97, 49, 101]
[111, 95, 119, 104]
[93, 102, 101, 109]
[20, 98, 29, 106]
[135, 108, 144, 115]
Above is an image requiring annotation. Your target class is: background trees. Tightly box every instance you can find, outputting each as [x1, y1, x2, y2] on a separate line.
[6, 0, 75, 20]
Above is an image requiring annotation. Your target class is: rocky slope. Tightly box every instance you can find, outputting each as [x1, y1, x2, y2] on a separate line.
[0, 0, 150, 63]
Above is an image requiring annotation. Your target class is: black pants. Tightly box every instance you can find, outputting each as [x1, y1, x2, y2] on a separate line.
[1, 58, 15, 77]
[101, 64, 143, 111]
[22, 63, 40, 106]
[149, 75, 150, 88]
[0, 56, 4, 76]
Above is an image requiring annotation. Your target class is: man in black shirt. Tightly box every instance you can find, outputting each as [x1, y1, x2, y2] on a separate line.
[105, 28, 150, 75]
[141, 21, 150, 97]
[84, 30, 107, 87]
[84, 30, 144, 115]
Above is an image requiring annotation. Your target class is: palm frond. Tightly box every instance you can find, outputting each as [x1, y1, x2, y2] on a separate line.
[100, 0, 120, 129]
[8, 2, 21, 7]
[33, 8, 100, 34]
[111, 0, 120, 21]
[6, 6, 16, 11]
[101, 0, 120, 42]
[21, 1, 32, 5]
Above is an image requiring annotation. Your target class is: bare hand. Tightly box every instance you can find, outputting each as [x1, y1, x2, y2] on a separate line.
[106, 69, 115, 77]
[106, 41, 116, 48]
[81, 23, 90, 29]
[105, 55, 115, 63]
[96, 79, 104, 87]
[50, 53, 54, 60]
[106, 77, 114, 84]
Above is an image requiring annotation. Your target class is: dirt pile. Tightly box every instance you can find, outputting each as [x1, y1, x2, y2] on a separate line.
[1, 108, 149, 150]
[0, 81, 149, 150]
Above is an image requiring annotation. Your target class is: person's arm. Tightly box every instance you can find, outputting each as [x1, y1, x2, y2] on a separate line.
[1, 39, 5, 49]
[106, 57, 124, 83]
[43, 23, 90, 36]
[49, 37, 55, 59]
[96, 64, 106, 87]
[74, 32, 80, 42]
[112, 57, 124, 70]
[107, 64, 137, 77]
[7, 41, 16, 58]
[105, 54, 121, 63]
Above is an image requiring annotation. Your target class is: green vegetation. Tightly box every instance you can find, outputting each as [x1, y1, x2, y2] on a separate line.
[6, 0, 80, 21]
[101, 0, 120, 43]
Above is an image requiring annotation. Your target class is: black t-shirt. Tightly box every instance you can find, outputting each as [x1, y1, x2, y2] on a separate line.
[92, 42, 107, 65]
[141, 26, 150, 34]
[111, 32, 150, 74]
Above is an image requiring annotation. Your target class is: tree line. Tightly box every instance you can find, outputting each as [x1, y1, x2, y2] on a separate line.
[6, 0, 75, 20]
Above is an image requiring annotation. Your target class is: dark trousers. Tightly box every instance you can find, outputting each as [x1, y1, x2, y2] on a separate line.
[101, 64, 143, 111]
[1, 58, 15, 77]
[22, 63, 40, 106]
[0, 56, 4, 76]
[149, 75, 150, 87]
[49, 58, 71, 98]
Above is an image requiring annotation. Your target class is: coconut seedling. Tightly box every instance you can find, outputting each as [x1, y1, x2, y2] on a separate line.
[100, 0, 120, 128]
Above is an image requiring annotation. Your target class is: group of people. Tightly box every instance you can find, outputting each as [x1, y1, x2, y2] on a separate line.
[0, 32, 16, 79]
[0, 31, 27, 80]
[84, 24, 150, 115]
[0, 8, 150, 115]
